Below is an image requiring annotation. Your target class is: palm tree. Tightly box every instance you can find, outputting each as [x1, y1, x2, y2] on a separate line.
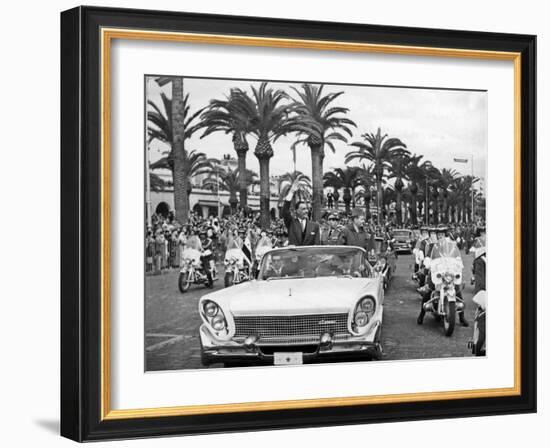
[288, 84, 356, 220]
[438, 168, 460, 223]
[147, 78, 205, 223]
[278, 171, 312, 207]
[150, 149, 214, 201]
[232, 83, 295, 228]
[149, 173, 167, 192]
[346, 127, 407, 224]
[202, 166, 258, 214]
[404, 154, 427, 226]
[323, 167, 360, 215]
[455, 175, 479, 223]
[388, 149, 411, 226]
[200, 89, 254, 208]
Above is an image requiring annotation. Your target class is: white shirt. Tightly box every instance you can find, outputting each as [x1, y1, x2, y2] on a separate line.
[299, 218, 306, 231]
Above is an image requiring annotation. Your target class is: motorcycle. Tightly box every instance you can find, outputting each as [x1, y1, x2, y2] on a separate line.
[468, 290, 486, 356]
[223, 245, 251, 287]
[178, 247, 218, 293]
[421, 240, 465, 336]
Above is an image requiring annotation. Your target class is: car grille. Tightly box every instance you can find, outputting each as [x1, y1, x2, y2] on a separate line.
[233, 314, 350, 345]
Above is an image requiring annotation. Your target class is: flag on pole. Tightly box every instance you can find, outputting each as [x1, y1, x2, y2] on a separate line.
[242, 236, 252, 265]
[453, 158, 468, 163]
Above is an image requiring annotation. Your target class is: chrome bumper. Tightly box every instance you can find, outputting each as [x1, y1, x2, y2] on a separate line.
[199, 322, 382, 366]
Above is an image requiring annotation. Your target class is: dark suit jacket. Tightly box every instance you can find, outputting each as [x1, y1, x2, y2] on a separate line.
[282, 200, 320, 246]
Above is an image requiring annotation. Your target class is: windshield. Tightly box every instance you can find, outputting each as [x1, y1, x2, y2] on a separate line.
[259, 247, 372, 280]
[430, 240, 461, 259]
[186, 235, 202, 251]
[394, 230, 411, 238]
[255, 236, 273, 259]
[472, 236, 486, 249]
[226, 236, 242, 250]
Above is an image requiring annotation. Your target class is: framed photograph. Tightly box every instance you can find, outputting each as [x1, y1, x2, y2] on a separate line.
[61, 6, 536, 441]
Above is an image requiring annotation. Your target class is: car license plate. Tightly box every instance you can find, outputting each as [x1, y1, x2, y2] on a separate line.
[274, 352, 303, 365]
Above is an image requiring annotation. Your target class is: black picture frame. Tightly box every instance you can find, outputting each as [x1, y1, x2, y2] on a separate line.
[61, 5, 536, 442]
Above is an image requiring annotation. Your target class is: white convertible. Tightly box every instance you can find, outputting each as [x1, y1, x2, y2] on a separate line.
[198, 245, 385, 367]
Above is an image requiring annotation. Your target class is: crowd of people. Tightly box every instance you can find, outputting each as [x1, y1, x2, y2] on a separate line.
[145, 179, 486, 275]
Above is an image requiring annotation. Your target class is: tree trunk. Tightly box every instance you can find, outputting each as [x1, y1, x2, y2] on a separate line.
[236, 151, 248, 208]
[229, 191, 238, 214]
[396, 190, 403, 226]
[376, 178, 383, 225]
[171, 77, 190, 224]
[343, 188, 351, 215]
[234, 132, 249, 208]
[258, 158, 270, 228]
[410, 194, 418, 225]
[310, 145, 324, 222]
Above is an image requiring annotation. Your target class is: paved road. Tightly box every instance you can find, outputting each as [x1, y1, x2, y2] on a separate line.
[145, 251, 477, 371]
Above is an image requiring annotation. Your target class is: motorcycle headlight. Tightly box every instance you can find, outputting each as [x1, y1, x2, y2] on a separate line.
[203, 300, 218, 317]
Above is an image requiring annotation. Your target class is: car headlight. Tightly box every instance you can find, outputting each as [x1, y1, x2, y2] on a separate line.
[359, 297, 376, 314]
[212, 314, 226, 331]
[352, 296, 376, 333]
[203, 300, 218, 317]
[201, 300, 228, 334]
[354, 311, 369, 327]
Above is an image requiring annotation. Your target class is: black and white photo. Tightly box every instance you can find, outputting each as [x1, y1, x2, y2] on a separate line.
[144, 76, 488, 371]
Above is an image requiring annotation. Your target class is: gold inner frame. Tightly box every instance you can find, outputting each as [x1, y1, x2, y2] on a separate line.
[100, 27, 522, 420]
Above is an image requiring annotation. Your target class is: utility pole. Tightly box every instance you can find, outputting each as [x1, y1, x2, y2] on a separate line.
[145, 77, 152, 227]
[425, 175, 429, 226]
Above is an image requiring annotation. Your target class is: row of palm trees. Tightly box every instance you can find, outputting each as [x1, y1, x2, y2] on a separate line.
[147, 78, 354, 227]
[323, 160, 480, 226]
[147, 77, 481, 227]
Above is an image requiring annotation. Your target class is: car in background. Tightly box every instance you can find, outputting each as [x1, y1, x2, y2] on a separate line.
[392, 228, 414, 253]
[198, 245, 385, 367]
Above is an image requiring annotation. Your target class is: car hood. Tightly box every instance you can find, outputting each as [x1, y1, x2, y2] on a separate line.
[206, 277, 376, 316]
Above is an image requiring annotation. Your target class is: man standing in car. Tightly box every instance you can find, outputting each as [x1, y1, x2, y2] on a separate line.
[338, 208, 375, 252]
[321, 212, 341, 245]
[282, 179, 320, 246]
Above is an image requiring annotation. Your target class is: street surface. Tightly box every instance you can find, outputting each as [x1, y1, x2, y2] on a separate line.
[145, 251, 477, 371]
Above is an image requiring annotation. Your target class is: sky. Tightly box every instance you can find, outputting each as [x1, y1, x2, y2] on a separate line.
[145, 75, 487, 186]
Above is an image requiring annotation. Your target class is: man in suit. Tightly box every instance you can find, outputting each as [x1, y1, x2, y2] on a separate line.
[338, 208, 375, 252]
[282, 180, 321, 246]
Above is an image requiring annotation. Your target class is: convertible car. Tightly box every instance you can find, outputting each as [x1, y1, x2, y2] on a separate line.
[198, 245, 384, 367]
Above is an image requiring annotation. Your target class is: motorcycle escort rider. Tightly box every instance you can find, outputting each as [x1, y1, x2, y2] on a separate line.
[417, 226, 469, 327]
[413, 226, 430, 274]
[199, 230, 214, 288]
[414, 227, 438, 287]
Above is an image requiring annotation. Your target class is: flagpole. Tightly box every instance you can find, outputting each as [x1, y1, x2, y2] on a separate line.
[471, 153, 475, 224]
